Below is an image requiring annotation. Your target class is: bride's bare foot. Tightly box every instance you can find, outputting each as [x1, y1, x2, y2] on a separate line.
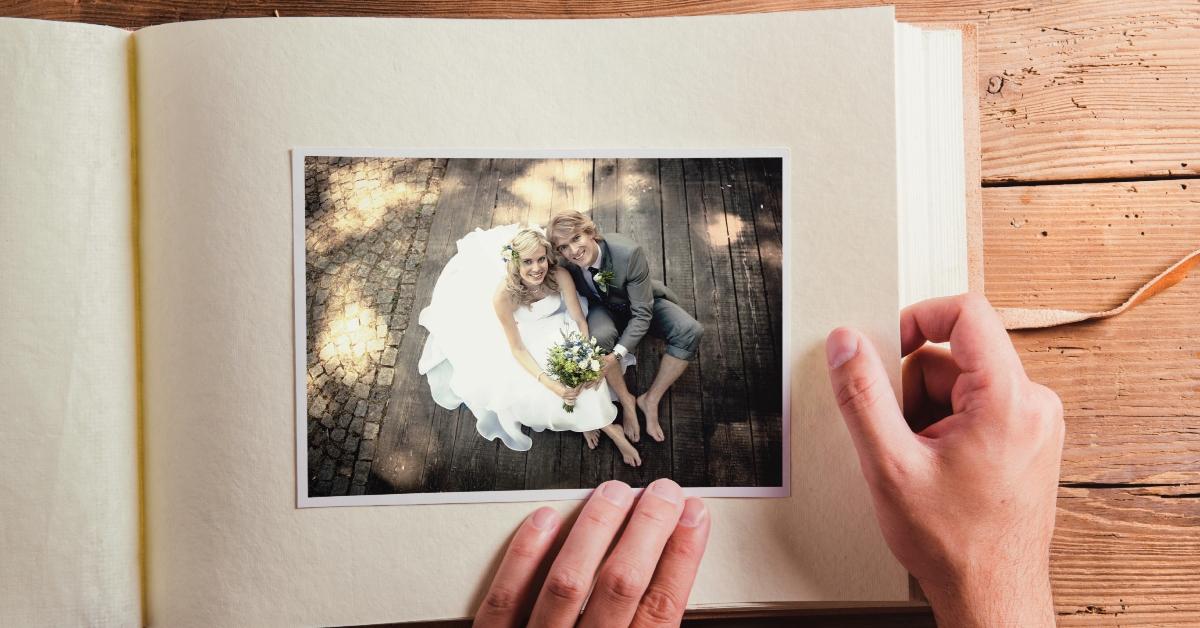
[637, 394, 665, 442]
[601, 424, 642, 467]
[583, 430, 599, 449]
[616, 439, 642, 467]
[620, 397, 640, 442]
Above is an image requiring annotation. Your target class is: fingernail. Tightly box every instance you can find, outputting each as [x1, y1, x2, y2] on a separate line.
[599, 481, 632, 506]
[826, 329, 860, 370]
[678, 498, 707, 527]
[648, 479, 682, 504]
[531, 507, 558, 530]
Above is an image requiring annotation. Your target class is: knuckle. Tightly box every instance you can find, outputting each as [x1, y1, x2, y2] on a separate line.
[479, 585, 520, 615]
[872, 452, 916, 492]
[505, 537, 541, 562]
[636, 584, 686, 625]
[835, 371, 884, 416]
[959, 291, 992, 314]
[579, 505, 617, 529]
[632, 504, 674, 526]
[544, 568, 589, 603]
[598, 560, 648, 604]
[662, 536, 702, 562]
[1034, 383, 1065, 432]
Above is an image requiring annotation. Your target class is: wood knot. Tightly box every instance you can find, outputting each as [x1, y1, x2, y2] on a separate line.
[987, 75, 1005, 94]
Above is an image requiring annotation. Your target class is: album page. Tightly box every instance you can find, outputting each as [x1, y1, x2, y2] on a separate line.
[0, 19, 140, 626]
[135, 11, 908, 625]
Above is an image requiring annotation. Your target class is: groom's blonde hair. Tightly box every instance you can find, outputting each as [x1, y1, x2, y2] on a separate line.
[547, 210, 605, 253]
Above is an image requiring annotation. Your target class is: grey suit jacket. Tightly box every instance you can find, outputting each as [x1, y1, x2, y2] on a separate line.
[566, 232, 678, 352]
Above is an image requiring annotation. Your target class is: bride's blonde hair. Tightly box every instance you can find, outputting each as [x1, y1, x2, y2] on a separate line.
[504, 229, 559, 305]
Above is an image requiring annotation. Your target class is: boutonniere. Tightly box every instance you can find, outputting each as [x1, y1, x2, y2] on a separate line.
[593, 270, 614, 293]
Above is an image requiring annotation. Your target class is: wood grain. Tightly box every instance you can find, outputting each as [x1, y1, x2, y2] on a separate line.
[984, 180, 1200, 625]
[984, 180, 1200, 484]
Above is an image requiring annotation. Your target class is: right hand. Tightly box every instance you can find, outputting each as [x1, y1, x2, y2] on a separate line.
[557, 383, 581, 405]
[824, 294, 1064, 628]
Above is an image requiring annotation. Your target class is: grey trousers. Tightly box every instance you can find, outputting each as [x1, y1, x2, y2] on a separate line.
[586, 298, 703, 361]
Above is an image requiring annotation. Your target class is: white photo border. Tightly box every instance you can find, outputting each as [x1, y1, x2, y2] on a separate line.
[293, 147, 792, 508]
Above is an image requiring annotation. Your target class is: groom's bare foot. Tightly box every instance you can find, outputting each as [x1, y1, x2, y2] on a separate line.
[583, 430, 599, 449]
[620, 398, 640, 442]
[636, 394, 666, 442]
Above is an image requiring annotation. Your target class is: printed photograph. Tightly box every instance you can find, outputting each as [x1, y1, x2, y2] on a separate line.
[299, 154, 785, 502]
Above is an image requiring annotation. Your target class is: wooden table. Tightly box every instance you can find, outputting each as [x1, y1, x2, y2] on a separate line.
[16, 1, 1197, 625]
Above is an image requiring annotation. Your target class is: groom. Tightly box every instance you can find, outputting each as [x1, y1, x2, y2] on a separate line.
[547, 210, 703, 443]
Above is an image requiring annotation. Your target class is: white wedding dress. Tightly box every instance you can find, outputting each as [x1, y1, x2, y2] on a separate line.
[417, 224, 618, 451]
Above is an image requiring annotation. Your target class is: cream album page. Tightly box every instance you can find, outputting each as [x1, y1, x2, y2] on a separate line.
[135, 11, 908, 625]
[0, 19, 140, 627]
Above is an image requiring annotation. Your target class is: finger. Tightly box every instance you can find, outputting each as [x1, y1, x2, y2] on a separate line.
[630, 498, 710, 628]
[902, 345, 960, 433]
[529, 480, 635, 627]
[826, 327, 920, 469]
[899, 293, 1021, 376]
[579, 479, 687, 628]
[475, 507, 562, 628]
[902, 344, 960, 409]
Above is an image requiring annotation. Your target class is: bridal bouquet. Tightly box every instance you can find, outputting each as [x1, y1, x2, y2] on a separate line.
[544, 330, 609, 412]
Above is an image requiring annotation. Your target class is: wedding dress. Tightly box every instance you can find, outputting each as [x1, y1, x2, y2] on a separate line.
[417, 224, 618, 451]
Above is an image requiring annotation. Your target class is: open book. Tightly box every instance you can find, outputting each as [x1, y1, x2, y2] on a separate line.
[0, 8, 974, 626]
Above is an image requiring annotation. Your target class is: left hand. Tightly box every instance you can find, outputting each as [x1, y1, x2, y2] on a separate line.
[473, 479, 710, 628]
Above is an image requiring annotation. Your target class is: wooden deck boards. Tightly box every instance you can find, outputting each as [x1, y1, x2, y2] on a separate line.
[370, 158, 784, 492]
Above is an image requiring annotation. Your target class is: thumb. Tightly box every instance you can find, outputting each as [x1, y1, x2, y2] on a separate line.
[825, 327, 918, 468]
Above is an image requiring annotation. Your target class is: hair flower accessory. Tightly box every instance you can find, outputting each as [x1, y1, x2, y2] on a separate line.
[501, 243, 519, 263]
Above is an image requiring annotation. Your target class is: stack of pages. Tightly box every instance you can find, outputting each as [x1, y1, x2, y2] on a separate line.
[0, 7, 974, 626]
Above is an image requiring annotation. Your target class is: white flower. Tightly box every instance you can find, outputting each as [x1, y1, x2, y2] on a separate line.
[590, 359, 600, 371]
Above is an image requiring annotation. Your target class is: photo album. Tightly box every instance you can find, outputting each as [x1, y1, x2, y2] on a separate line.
[1, 8, 976, 626]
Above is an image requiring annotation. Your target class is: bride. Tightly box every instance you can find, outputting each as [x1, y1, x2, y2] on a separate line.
[417, 224, 642, 467]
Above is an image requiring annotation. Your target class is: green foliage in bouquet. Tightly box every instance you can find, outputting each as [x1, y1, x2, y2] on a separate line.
[544, 329, 610, 412]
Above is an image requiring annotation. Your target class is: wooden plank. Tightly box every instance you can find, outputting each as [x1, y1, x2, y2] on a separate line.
[579, 158, 621, 486]
[371, 158, 500, 492]
[487, 159, 536, 490]
[984, 180, 1200, 624]
[493, 158, 531, 227]
[684, 158, 756, 487]
[549, 158, 594, 216]
[1052, 485, 1200, 626]
[523, 159, 585, 490]
[444, 416, 500, 492]
[369, 158, 487, 492]
[441, 159, 512, 492]
[612, 158, 673, 488]
[660, 158, 709, 488]
[591, 158, 620, 234]
[722, 158, 783, 487]
[418, 407, 463, 493]
[984, 180, 1200, 485]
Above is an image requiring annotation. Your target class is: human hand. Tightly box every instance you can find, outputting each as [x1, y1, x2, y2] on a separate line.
[600, 352, 619, 375]
[474, 479, 710, 628]
[825, 294, 1063, 628]
[560, 384, 582, 406]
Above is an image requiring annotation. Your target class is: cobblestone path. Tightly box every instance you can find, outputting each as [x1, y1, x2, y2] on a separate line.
[304, 156, 446, 497]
